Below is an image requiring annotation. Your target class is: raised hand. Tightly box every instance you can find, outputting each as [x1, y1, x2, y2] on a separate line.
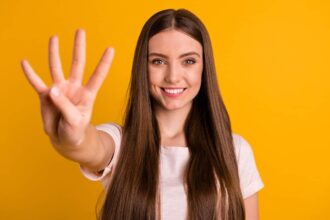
[21, 29, 114, 149]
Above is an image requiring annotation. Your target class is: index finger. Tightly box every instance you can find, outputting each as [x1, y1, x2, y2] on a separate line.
[85, 47, 114, 94]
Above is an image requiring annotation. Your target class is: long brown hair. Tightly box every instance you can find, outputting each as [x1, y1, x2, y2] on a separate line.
[99, 9, 245, 220]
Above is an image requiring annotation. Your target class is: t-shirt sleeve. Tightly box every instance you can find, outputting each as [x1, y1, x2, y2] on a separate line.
[79, 122, 122, 186]
[233, 133, 265, 199]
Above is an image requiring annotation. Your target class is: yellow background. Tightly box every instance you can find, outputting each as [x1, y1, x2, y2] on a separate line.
[1, 0, 329, 219]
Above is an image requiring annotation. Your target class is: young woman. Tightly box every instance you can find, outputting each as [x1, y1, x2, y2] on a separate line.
[21, 8, 264, 220]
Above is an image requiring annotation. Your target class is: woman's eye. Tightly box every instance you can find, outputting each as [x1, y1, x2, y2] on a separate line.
[151, 59, 165, 65]
[184, 59, 196, 65]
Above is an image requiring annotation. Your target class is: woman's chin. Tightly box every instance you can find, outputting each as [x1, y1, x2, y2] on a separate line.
[158, 101, 192, 112]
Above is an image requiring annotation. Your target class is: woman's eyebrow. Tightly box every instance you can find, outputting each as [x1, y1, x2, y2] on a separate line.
[148, 52, 167, 58]
[148, 51, 201, 58]
[179, 52, 201, 58]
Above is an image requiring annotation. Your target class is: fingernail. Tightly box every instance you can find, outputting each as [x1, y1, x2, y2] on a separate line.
[51, 86, 60, 97]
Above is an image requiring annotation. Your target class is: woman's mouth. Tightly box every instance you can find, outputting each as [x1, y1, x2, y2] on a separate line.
[161, 87, 186, 97]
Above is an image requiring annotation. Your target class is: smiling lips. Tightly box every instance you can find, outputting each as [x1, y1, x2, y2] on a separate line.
[161, 87, 186, 97]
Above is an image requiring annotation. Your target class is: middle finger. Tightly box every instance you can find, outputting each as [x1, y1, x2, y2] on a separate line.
[68, 29, 86, 84]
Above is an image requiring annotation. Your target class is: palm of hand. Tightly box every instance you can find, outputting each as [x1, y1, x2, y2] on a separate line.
[40, 81, 93, 146]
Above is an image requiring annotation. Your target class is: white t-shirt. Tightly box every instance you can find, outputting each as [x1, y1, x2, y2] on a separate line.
[80, 122, 264, 220]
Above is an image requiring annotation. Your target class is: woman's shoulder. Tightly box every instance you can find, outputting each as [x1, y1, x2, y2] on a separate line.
[231, 133, 265, 198]
[231, 133, 254, 160]
[96, 121, 123, 135]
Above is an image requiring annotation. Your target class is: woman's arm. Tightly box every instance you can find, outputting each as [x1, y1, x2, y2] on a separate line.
[244, 192, 260, 220]
[50, 123, 115, 173]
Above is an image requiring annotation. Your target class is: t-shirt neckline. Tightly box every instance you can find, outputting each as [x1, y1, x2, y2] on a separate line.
[161, 145, 188, 149]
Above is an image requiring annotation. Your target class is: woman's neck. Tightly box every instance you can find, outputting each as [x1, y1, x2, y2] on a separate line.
[154, 103, 192, 140]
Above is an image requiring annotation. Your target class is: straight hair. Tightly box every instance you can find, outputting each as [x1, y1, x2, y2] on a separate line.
[99, 8, 245, 220]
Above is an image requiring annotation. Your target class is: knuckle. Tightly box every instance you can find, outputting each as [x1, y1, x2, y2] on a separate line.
[50, 66, 59, 74]
[72, 58, 80, 66]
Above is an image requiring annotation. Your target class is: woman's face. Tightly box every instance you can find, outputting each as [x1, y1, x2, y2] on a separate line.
[148, 29, 203, 111]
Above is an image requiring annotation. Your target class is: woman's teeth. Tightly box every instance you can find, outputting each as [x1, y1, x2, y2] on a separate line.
[163, 88, 185, 94]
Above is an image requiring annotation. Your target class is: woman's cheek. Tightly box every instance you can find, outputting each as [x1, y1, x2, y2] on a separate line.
[190, 70, 203, 85]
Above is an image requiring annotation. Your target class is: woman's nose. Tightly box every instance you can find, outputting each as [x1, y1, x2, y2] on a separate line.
[164, 63, 183, 83]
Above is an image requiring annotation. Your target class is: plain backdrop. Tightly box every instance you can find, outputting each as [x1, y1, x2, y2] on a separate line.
[0, 0, 329, 219]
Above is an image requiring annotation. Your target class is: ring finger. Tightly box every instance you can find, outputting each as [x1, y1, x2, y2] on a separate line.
[49, 35, 65, 84]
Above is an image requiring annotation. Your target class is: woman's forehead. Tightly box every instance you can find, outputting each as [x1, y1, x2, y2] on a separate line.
[148, 29, 202, 56]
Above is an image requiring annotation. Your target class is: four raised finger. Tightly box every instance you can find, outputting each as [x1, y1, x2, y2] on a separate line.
[23, 29, 114, 99]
